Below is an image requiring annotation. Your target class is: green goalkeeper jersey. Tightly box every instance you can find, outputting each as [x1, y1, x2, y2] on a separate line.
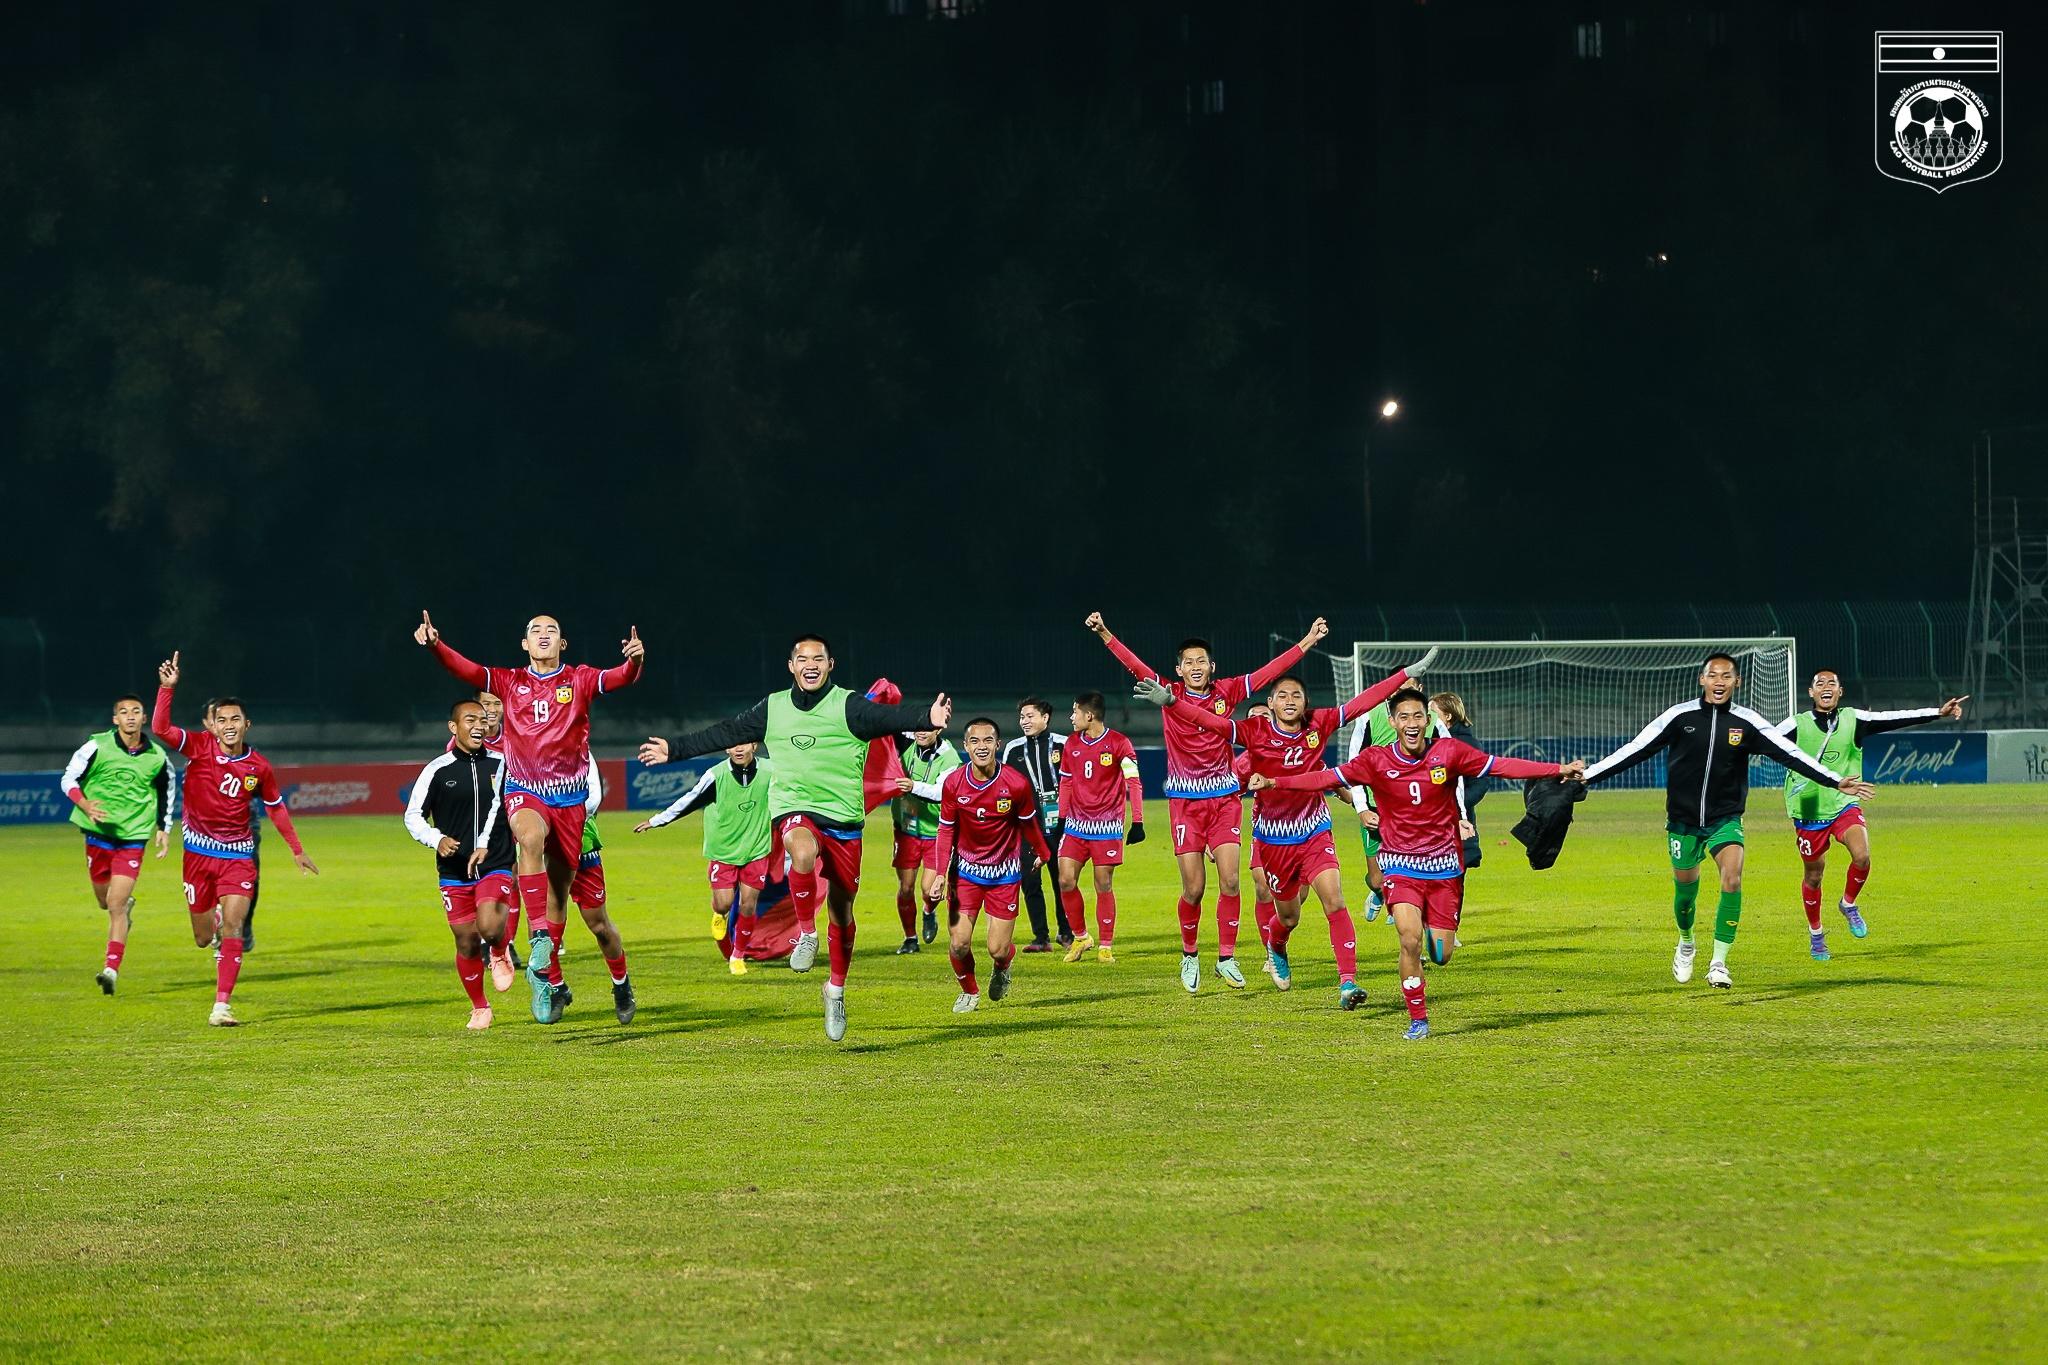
[65, 730, 172, 843]
[893, 740, 961, 838]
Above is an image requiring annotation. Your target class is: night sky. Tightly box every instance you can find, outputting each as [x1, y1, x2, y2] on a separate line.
[5, 1, 2042, 713]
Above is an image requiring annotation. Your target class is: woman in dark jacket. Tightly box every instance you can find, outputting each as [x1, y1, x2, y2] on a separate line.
[1432, 691, 1485, 869]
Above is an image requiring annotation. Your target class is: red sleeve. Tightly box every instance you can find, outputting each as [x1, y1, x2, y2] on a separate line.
[597, 654, 644, 694]
[1123, 739, 1144, 814]
[257, 764, 306, 856]
[1445, 738, 1559, 782]
[430, 639, 490, 690]
[1102, 633, 1163, 684]
[1019, 787, 1054, 865]
[1242, 642, 1306, 694]
[1338, 668, 1411, 724]
[1270, 753, 1359, 793]
[1165, 695, 1234, 734]
[151, 687, 192, 754]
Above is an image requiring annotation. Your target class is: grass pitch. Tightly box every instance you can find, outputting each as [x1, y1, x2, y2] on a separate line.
[6, 786, 2045, 1361]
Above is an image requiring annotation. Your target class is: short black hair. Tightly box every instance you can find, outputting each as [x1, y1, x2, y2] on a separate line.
[1701, 651, 1741, 673]
[1810, 667, 1842, 682]
[963, 716, 1000, 737]
[1176, 637, 1214, 661]
[1073, 691, 1106, 721]
[475, 687, 497, 702]
[1018, 696, 1051, 718]
[451, 697, 484, 719]
[211, 695, 248, 717]
[1387, 685, 1431, 712]
[790, 632, 833, 658]
[111, 693, 145, 709]
[1266, 673, 1308, 696]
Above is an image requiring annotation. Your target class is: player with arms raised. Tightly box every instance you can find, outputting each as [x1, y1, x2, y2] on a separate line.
[1772, 672, 1965, 959]
[1088, 611, 1331, 990]
[1249, 686, 1578, 1037]
[416, 612, 644, 1025]
[152, 653, 319, 1026]
[923, 718, 1056, 1013]
[63, 694, 175, 994]
[639, 634, 950, 1041]
[1055, 691, 1145, 964]
[1139, 654, 1423, 1006]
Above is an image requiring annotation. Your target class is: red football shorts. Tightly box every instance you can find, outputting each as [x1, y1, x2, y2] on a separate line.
[1793, 805, 1867, 862]
[1170, 795, 1243, 855]
[441, 872, 515, 925]
[183, 851, 257, 917]
[780, 814, 863, 895]
[1253, 837, 1341, 902]
[502, 787, 587, 866]
[571, 857, 607, 910]
[85, 837, 146, 884]
[708, 855, 774, 892]
[1381, 873, 1465, 933]
[892, 833, 934, 870]
[955, 880, 1020, 923]
[1058, 833, 1123, 866]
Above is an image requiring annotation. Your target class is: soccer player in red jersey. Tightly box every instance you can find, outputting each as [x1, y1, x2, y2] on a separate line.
[1056, 691, 1146, 964]
[1088, 611, 1331, 990]
[416, 611, 644, 1026]
[1251, 686, 1582, 1038]
[1140, 659, 1421, 1008]
[152, 653, 319, 1027]
[923, 718, 1056, 1013]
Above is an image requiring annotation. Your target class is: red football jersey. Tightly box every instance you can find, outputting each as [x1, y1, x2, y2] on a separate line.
[432, 640, 639, 806]
[1104, 634, 1304, 799]
[1341, 737, 1534, 877]
[169, 729, 283, 856]
[930, 766, 1040, 886]
[1229, 709, 1346, 845]
[1057, 728, 1140, 837]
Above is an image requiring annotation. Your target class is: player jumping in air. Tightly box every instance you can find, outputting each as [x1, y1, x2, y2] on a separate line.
[152, 653, 319, 1026]
[1771, 673, 1966, 959]
[417, 611, 644, 1026]
[1583, 652, 1874, 990]
[406, 699, 517, 1029]
[639, 634, 951, 1042]
[1089, 611, 1330, 990]
[63, 694, 175, 994]
[1139, 654, 1424, 1006]
[1249, 686, 1579, 1037]
[1056, 691, 1146, 965]
[923, 718, 1057, 1013]
[636, 743, 778, 976]
[892, 726, 961, 953]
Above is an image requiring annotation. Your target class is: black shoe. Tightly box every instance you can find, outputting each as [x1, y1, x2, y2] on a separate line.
[1022, 940, 1053, 954]
[1057, 933, 1075, 948]
[612, 976, 636, 1025]
[921, 910, 938, 944]
[895, 936, 920, 955]
[558, 982, 574, 1009]
[548, 983, 570, 1023]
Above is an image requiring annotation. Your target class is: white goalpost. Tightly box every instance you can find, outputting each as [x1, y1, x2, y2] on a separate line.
[1332, 638, 1799, 788]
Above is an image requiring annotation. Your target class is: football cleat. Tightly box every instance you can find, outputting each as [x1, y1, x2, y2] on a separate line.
[466, 1006, 493, 1031]
[1063, 934, 1093, 964]
[1179, 953, 1200, 994]
[527, 932, 558, 1023]
[1363, 891, 1384, 923]
[895, 937, 920, 955]
[1672, 939, 1697, 984]
[1339, 980, 1367, 1011]
[612, 976, 637, 1025]
[1810, 931, 1831, 962]
[921, 909, 939, 944]
[1021, 940, 1054, 954]
[790, 931, 819, 973]
[728, 953, 748, 976]
[96, 967, 117, 995]
[824, 986, 847, 1041]
[1215, 958, 1246, 989]
[1707, 959, 1732, 989]
[989, 961, 1012, 1002]
[952, 991, 980, 1014]
[1269, 948, 1292, 990]
[711, 911, 729, 941]
[1097, 945, 1117, 965]
[208, 1002, 239, 1028]
[490, 951, 515, 993]
[1840, 901, 1868, 938]
[1403, 1018, 1430, 1041]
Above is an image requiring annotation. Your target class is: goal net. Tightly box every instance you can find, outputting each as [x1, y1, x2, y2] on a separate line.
[1331, 638, 1798, 789]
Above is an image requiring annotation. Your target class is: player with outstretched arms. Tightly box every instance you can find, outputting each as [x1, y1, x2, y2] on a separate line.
[405, 699, 517, 1029]
[1054, 691, 1146, 965]
[152, 653, 319, 1026]
[638, 634, 951, 1042]
[923, 718, 1056, 1013]
[1772, 672, 1966, 959]
[63, 694, 175, 994]
[1248, 685, 1579, 1037]
[1583, 652, 1874, 990]
[1138, 652, 1425, 1006]
[635, 743, 777, 976]
[1089, 611, 1330, 989]
[416, 612, 644, 1025]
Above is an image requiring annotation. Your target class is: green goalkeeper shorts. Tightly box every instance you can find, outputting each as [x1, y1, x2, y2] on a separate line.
[1357, 820, 1382, 860]
[1665, 816, 1744, 871]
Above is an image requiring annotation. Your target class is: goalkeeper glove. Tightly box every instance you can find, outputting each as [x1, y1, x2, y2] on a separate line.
[1132, 678, 1174, 708]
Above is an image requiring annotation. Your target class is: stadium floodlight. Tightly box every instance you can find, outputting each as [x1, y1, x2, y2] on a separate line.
[1332, 637, 1799, 786]
[1380, 399, 1401, 419]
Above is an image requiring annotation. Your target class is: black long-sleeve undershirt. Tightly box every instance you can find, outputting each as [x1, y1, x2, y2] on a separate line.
[663, 684, 941, 761]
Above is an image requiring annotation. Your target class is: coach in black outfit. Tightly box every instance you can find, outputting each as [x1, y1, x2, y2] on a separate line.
[1002, 697, 1067, 950]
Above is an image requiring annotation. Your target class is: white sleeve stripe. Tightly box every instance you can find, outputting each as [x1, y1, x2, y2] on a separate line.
[651, 765, 719, 827]
[61, 739, 96, 794]
[404, 754, 456, 849]
[1856, 707, 1943, 723]
[1479, 756, 1496, 778]
[1735, 705, 1839, 783]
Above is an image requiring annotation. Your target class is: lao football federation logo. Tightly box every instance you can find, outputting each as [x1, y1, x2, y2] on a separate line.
[241, 774, 260, 792]
[1305, 732, 1321, 749]
[554, 685, 573, 704]
[1876, 33, 2002, 191]
[1429, 765, 1448, 785]
[1728, 728, 1745, 746]
[995, 798, 1013, 814]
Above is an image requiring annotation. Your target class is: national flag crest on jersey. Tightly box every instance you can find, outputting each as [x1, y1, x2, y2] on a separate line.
[1728, 728, 1745, 746]
[1305, 732, 1321, 749]
[243, 774, 260, 792]
[1212, 699, 1228, 714]
[554, 684, 573, 704]
[1429, 765, 1448, 785]
[995, 798, 1012, 814]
